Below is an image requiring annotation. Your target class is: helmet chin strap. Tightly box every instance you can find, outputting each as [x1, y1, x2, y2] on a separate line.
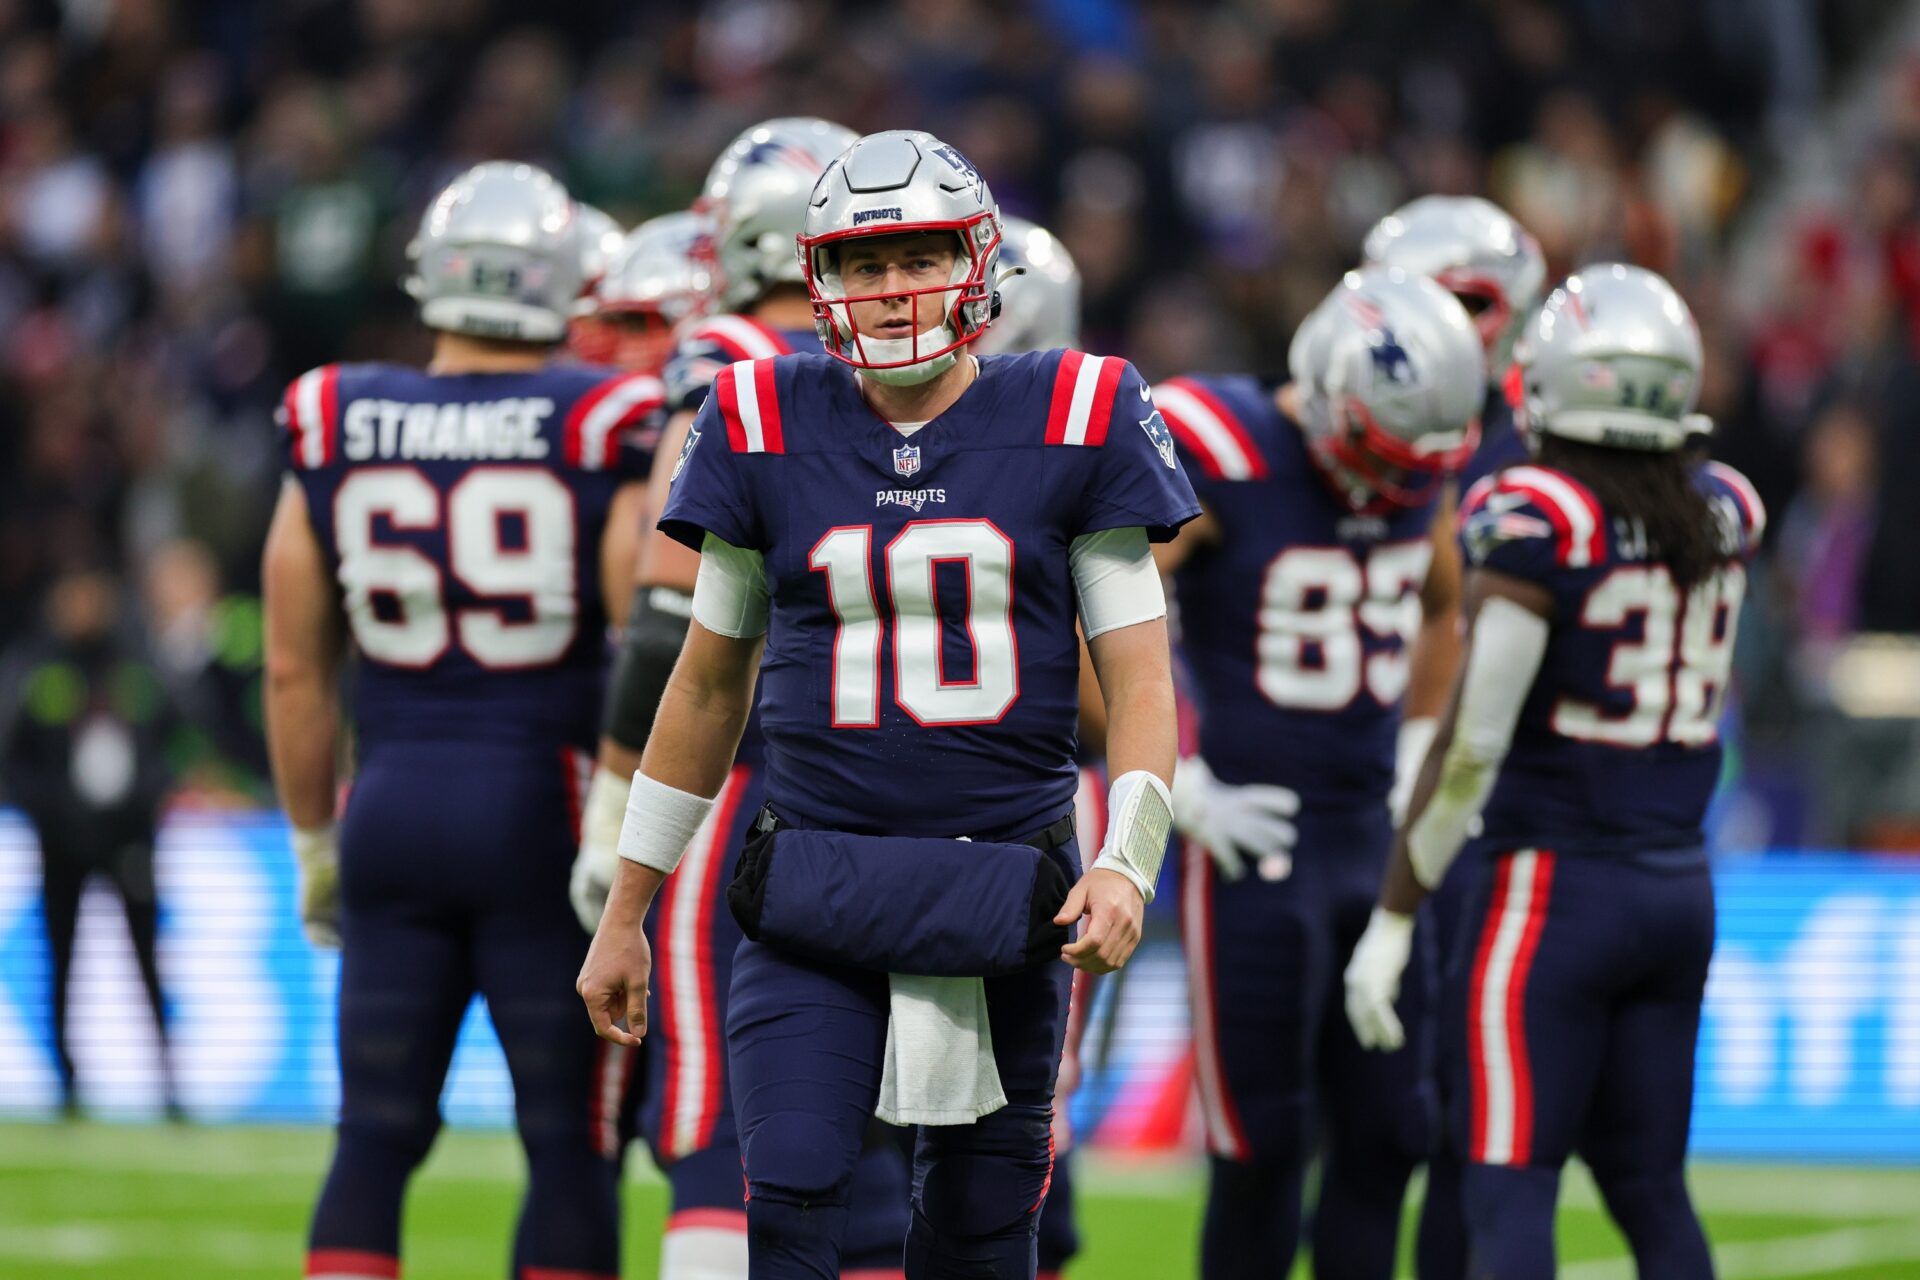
[855, 321, 960, 386]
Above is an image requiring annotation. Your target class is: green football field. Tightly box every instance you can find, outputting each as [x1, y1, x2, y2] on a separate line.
[3, 1122, 1918, 1279]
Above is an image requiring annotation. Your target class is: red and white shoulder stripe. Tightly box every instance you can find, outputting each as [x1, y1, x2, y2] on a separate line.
[564, 372, 664, 471]
[281, 365, 341, 470]
[1494, 465, 1606, 568]
[1153, 378, 1269, 481]
[713, 358, 784, 454]
[1044, 350, 1126, 447]
[1704, 460, 1767, 550]
[687, 314, 795, 362]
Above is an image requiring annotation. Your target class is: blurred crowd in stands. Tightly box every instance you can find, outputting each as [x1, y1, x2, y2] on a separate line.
[1, 0, 1917, 847]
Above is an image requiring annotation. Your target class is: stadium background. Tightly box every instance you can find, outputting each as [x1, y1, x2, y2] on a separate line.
[3, 0, 1920, 1275]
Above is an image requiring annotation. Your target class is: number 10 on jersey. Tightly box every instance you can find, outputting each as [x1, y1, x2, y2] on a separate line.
[810, 518, 1019, 728]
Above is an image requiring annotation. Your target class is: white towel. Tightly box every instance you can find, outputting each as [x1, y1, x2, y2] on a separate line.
[876, 973, 1006, 1126]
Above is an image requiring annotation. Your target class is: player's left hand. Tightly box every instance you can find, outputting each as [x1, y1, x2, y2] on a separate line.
[291, 824, 341, 949]
[1344, 906, 1415, 1051]
[577, 877, 654, 1048]
[1056, 868, 1144, 974]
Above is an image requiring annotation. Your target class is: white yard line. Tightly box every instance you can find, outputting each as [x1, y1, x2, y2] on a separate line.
[1561, 1221, 1920, 1280]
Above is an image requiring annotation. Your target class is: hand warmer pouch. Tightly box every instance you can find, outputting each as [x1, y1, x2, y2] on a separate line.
[728, 823, 1072, 976]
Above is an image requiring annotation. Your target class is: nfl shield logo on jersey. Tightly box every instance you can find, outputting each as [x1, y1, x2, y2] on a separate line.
[893, 441, 921, 478]
[1139, 410, 1177, 470]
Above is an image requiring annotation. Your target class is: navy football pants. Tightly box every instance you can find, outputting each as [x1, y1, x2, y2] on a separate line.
[632, 763, 910, 1274]
[1448, 849, 1714, 1280]
[726, 836, 1077, 1280]
[1182, 808, 1432, 1280]
[307, 742, 623, 1280]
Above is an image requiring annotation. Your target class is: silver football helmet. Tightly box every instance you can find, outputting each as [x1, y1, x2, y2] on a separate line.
[595, 211, 713, 328]
[1289, 265, 1485, 509]
[1516, 263, 1702, 453]
[972, 215, 1079, 356]
[701, 116, 859, 312]
[1362, 195, 1545, 377]
[573, 203, 626, 303]
[405, 161, 582, 343]
[799, 129, 1002, 384]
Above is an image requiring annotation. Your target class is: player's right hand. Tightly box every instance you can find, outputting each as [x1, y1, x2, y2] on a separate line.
[291, 824, 341, 949]
[1171, 756, 1300, 882]
[1344, 907, 1415, 1052]
[569, 766, 630, 932]
[578, 891, 653, 1048]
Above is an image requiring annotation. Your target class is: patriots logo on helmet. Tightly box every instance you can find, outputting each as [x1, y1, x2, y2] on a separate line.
[744, 139, 831, 174]
[1369, 328, 1415, 384]
[671, 423, 703, 483]
[1463, 490, 1553, 565]
[1139, 410, 1177, 470]
[893, 441, 921, 478]
[931, 143, 984, 200]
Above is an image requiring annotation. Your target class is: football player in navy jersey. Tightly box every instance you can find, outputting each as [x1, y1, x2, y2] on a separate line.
[564, 119, 917, 1280]
[578, 130, 1198, 1280]
[1345, 265, 1762, 1280]
[1153, 267, 1485, 1280]
[1362, 194, 1547, 1280]
[262, 163, 662, 1280]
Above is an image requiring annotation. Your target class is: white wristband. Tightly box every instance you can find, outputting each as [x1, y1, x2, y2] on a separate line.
[1091, 770, 1174, 904]
[616, 770, 716, 874]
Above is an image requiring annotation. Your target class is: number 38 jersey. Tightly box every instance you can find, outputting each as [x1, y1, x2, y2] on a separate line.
[1459, 459, 1766, 857]
[279, 361, 663, 750]
[659, 350, 1201, 839]
[1157, 374, 1439, 810]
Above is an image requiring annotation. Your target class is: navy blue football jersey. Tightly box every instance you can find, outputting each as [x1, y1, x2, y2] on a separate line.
[1459, 459, 1765, 856]
[659, 350, 1200, 838]
[663, 315, 817, 414]
[1156, 373, 1440, 809]
[280, 362, 661, 750]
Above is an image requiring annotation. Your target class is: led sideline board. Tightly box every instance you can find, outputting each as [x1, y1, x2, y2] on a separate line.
[0, 813, 1915, 1159]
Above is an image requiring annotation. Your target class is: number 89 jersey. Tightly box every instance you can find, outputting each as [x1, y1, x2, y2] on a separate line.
[1460, 460, 1765, 858]
[659, 350, 1200, 840]
[280, 361, 662, 749]
[1157, 374, 1439, 810]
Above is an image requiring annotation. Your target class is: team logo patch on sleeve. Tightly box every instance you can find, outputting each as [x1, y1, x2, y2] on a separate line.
[671, 423, 703, 482]
[1463, 489, 1554, 565]
[1139, 410, 1177, 470]
[893, 441, 921, 478]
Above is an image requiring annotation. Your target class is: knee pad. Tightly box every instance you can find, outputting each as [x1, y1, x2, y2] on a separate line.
[744, 1111, 858, 1207]
[914, 1104, 1052, 1240]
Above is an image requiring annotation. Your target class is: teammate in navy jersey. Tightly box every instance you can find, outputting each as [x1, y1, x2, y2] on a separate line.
[578, 130, 1198, 1280]
[1154, 267, 1485, 1280]
[1362, 194, 1547, 1279]
[1346, 265, 1762, 1279]
[262, 163, 661, 1280]
[566, 118, 918, 1280]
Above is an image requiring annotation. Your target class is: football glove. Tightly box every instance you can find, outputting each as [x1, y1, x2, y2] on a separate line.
[570, 766, 630, 933]
[1171, 756, 1299, 882]
[291, 824, 341, 949]
[1344, 907, 1415, 1051]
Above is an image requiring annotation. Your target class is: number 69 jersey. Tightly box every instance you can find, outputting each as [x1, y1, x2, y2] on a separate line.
[1156, 374, 1440, 809]
[1459, 460, 1766, 857]
[279, 361, 662, 749]
[659, 350, 1201, 839]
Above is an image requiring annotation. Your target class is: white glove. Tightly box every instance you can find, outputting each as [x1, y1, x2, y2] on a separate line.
[570, 766, 630, 933]
[1344, 907, 1415, 1051]
[1171, 756, 1299, 882]
[291, 824, 341, 950]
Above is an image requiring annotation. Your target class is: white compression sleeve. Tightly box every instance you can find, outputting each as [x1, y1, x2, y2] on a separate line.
[1070, 527, 1166, 639]
[1405, 596, 1550, 890]
[690, 533, 770, 639]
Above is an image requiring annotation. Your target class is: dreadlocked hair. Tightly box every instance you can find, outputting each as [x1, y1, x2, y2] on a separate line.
[1534, 436, 1727, 593]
